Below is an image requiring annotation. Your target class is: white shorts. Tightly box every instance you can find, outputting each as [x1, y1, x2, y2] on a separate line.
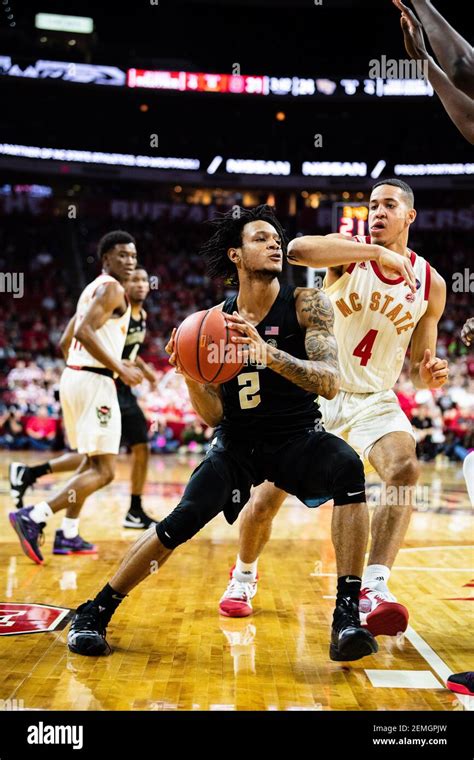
[59, 367, 121, 456]
[318, 388, 415, 462]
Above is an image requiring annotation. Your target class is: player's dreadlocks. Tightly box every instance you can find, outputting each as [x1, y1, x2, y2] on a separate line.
[199, 204, 288, 284]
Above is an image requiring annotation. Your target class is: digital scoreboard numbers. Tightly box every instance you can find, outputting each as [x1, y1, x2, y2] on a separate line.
[332, 202, 369, 236]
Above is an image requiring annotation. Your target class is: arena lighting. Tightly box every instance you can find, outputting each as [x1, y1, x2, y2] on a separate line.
[302, 161, 367, 177]
[225, 158, 291, 176]
[370, 159, 386, 179]
[128, 68, 268, 94]
[0, 53, 435, 99]
[0, 56, 125, 86]
[0, 143, 200, 170]
[0, 183, 52, 196]
[395, 163, 474, 176]
[35, 13, 94, 34]
[206, 155, 223, 174]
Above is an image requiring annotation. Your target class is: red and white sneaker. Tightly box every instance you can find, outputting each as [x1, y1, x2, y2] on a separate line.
[219, 567, 258, 618]
[446, 672, 474, 697]
[359, 586, 409, 637]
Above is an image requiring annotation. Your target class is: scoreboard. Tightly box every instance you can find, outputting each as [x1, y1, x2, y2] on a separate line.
[332, 202, 369, 236]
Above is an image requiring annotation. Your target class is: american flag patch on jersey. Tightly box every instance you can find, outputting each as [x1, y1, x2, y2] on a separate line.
[265, 326, 279, 336]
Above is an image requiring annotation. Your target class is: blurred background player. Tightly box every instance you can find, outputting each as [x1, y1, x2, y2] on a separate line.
[9, 266, 157, 535]
[219, 180, 449, 638]
[8, 231, 142, 564]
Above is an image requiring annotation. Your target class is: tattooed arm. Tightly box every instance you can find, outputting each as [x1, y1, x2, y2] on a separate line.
[267, 288, 340, 398]
[226, 290, 340, 399]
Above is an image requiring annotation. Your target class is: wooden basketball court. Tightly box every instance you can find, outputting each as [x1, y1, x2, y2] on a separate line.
[0, 452, 472, 712]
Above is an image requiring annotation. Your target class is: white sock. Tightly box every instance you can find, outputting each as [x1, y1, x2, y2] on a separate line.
[362, 564, 391, 588]
[233, 556, 258, 583]
[61, 517, 79, 539]
[30, 501, 53, 524]
[463, 451, 474, 506]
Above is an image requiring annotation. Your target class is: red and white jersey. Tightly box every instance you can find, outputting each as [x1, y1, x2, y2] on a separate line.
[323, 235, 431, 393]
[67, 273, 130, 369]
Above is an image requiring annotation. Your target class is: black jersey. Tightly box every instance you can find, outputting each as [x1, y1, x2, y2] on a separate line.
[116, 309, 146, 407]
[218, 284, 321, 441]
[122, 309, 146, 362]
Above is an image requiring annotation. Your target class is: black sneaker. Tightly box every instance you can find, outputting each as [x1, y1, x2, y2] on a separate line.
[67, 600, 111, 656]
[9, 462, 34, 509]
[123, 507, 155, 529]
[330, 596, 378, 662]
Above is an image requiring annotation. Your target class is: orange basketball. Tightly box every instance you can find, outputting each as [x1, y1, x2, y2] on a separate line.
[174, 309, 244, 384]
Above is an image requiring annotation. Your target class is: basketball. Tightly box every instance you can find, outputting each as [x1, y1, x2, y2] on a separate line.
[174, 308, 244, 384]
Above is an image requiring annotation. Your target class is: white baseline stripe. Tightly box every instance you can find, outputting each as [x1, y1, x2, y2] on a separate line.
[394, 567, 473, 572]
[405, 625, 473, 711]
[399, 546, 474, 554]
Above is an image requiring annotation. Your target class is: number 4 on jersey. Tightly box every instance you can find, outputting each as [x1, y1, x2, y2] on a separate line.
[353, 329, 378, 366]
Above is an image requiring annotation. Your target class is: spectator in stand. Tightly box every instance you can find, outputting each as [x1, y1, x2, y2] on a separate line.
[25, 405, 57, 451]
[0, 406, 29, 450]
[412, 405, 438, 461]
[150, 419, 179, 454]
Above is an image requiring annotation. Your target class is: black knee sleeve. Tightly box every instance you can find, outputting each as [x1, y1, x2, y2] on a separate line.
[156, 497, 217, 550]
[332, 449, 366, 506]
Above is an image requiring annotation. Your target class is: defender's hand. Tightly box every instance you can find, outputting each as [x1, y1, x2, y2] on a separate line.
[379, 248, 417, 292]
[461, 317, 474, 347]
[419, 348, 449, 388]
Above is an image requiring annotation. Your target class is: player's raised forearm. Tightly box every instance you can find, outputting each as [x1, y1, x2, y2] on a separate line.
[184, 379, 224, 427]
[287, 236, 382, 268]
[426, 58, 474, 144]
[266, 347, 340, 398]
[410, 0, 473, 83]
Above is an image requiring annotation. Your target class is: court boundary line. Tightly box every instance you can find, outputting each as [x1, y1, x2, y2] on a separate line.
[404, 625, 473, 711]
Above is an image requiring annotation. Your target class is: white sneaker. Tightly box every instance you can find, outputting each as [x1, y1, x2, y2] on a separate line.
[359, 584, 409, 637]
[219, 575, 258, 618]
[9, 462, 30, 508]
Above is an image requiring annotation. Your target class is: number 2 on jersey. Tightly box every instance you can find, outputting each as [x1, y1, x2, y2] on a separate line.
[238, 372, 261, 409]
[353, 329, 378, 366]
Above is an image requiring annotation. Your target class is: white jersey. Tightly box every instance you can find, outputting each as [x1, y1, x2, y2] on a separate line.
[324, 235, 431, 393]
[67, 273, 130, 369]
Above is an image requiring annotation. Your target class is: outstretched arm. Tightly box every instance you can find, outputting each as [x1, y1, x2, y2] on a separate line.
[287, 234, 417, 290]
[425, 60, 474, 144]
[394, 1, 474, 142]
[226, 290, 340, 399]
[406, 0, 474, 97]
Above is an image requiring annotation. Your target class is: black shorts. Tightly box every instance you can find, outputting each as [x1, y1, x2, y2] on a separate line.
[156, 429, 365, 550]
[119, 397, 148, 447]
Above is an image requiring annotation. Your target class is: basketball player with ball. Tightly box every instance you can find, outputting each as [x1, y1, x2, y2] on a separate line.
[68, 203, 406, 662]
[219, 180, 449, 639]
